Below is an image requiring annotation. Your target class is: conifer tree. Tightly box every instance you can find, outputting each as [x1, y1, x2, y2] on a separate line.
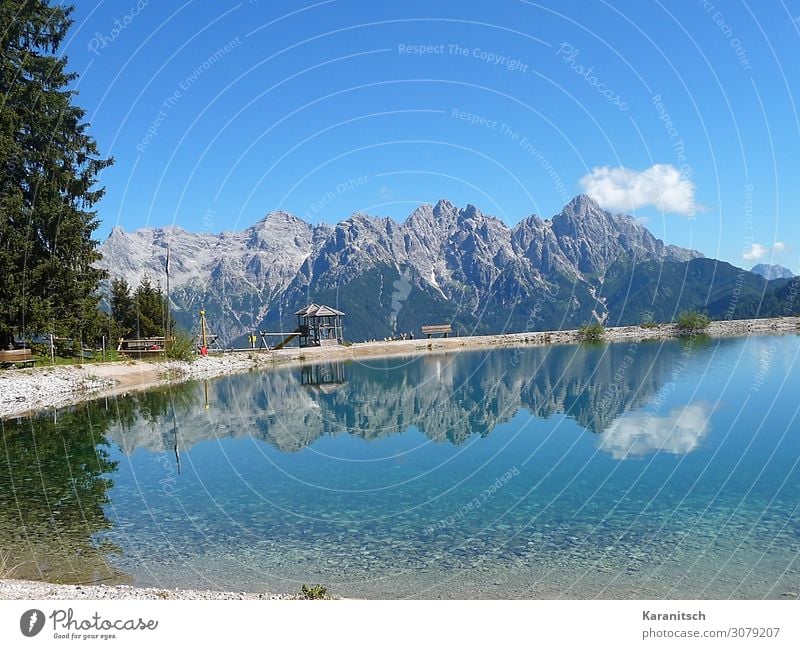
[110, 277, 134, 338]
[133, 276, 164, 338]
[111, 276, 174, 340]
[0, 1, 112, 348]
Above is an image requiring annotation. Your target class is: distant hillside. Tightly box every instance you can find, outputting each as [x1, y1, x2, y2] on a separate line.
[750, 263, 795, 280]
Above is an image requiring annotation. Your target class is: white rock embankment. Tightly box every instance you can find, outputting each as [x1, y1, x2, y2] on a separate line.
[0, 366, 113, 418]
[0, 355, 274, 419]
[0, 578, 298, 600]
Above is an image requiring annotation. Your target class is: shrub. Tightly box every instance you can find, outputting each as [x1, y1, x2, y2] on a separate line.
[299, 584, 328, 600]
[108, 349, 125, 361]
[166, 330, 196, 362]
[676, 310, 711, 334]
[577, 322, 605, 342]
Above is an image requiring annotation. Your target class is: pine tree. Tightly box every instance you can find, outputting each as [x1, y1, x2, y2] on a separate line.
[133, 276, 161, 338]
[133, 276, 175, 338]
[0, 1, 112, 348]
[110, 276, 175, 340]
[110, 277, 134, 338]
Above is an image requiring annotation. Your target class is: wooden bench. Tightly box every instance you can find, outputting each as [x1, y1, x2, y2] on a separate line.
[118, 337, 167, 357]
[421, 324, 453, 338]
[0, 348, 35, 368]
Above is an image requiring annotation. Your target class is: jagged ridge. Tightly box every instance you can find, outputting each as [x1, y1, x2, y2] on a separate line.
[98, 195, 706, 343]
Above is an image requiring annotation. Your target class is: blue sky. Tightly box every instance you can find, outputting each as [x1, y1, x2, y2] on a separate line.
[60, 0, 800, 271]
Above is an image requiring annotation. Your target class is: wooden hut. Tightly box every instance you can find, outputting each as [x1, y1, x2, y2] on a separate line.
[294, 303, 345, 347]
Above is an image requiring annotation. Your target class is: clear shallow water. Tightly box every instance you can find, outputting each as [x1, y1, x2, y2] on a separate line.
[2, 335, 799, 598]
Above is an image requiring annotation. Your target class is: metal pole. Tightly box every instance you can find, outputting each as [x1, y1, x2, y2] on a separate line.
[165, 245, 171, 351]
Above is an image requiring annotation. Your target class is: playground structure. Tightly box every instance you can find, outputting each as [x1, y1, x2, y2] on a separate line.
[130, 304, 345, 354]
[260, 303, 345, 350]
[197, 309, 221, 354]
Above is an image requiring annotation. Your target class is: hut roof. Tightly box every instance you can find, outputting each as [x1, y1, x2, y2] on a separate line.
[294, 303, 345, 317]
[294, 303, 319, 316]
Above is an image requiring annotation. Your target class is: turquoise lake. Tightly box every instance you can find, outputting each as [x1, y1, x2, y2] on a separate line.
[2, 335, 799, 598]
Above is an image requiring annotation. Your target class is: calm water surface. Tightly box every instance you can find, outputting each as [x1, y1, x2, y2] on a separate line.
[2, 336, 799, 598]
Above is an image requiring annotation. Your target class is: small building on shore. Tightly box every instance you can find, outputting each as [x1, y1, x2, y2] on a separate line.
[295, 304, 345, 347]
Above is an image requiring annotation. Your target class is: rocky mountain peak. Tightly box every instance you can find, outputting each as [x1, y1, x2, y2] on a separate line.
[750, 263, 795, 280]
[257, 210, 303, 226]
[459, 203, 481, 219]
[553, 194, 604, 229]
[432, 199, 460, 224]
[405, 200, 459, 255]
[565, 193, 602, 215]
[407, 203, 434, 220]
[434, 198, 454, 212]
[246, 210, 313, 252]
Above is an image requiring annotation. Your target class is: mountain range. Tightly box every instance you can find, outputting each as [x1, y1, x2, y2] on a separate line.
[750, 263, 796, 280]
[97, 195, 798, 344]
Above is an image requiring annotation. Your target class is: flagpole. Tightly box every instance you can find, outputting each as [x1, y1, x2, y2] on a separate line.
[165, 245, 171, 349]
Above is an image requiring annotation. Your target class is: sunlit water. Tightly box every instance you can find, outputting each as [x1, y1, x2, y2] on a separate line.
[2, 335, 799, 598]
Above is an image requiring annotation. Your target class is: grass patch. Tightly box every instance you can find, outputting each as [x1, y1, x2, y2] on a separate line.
[31, 347, 126, 366]
[577, 322, 605, 342]
[676, 310, 711, 335]
[299, 584, 328, 600]
[0, 549, 23, 579]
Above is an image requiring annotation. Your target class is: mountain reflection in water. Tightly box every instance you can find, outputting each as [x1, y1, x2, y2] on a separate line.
[106, 339, 715, 457]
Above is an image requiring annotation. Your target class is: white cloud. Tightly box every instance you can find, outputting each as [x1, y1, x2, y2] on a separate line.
[579, 164, 698, 216]
[598, 404, 710, 460]
[743, 243, 768, 261]
[743, 241, 785, 261]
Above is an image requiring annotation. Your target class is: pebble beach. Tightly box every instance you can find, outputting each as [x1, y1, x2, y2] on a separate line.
[0, 579, 303, 600]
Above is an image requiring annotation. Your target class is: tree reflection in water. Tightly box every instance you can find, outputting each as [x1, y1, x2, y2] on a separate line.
[0, 382, 197, 584]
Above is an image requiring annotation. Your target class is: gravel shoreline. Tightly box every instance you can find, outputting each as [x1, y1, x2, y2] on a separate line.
[2, 315, 798, 420]
[0, 578, 300, 600]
